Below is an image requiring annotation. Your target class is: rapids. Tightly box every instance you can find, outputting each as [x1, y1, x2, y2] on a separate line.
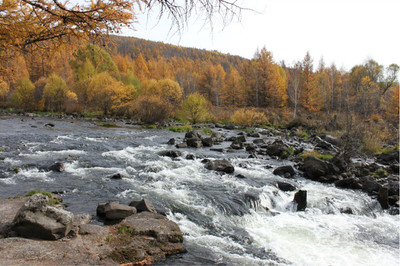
[0, 115, 398, 265]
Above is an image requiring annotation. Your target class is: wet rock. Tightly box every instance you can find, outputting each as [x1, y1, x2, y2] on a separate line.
[340, 207, 354, 214]
[109, 173, 123, 179]
[277, 182, 297, 192]
[378, 187, 389, 209]
[96, 203, 106, 217]
[315, 136, 337, 151]
[185, 131, 201, 139]
[158, 150, 182, 158]
[45, 123, 55, 127]
[230, 140, 244, 150]
[210, 148, 224, 152]
[12, 194, 74, 240]
[253, 138, 266, 145]
[205, 159, 235, 174]
[211, 132, 224, 142]
[175, 142, 188, 149]
[49, 162, 64, 172]
[273, 165, 295, 178]
[167, 138, 176, 145]
[202, 137, 214, 147]
[377, 150, 399, 165]
[129, 199, 157, 214]
[248, 132, 261, 138]
[301, 156, 329, 179]
[185, 154, 196, 160]
[334, 178, 362, 190]
[293, 190, 307, 211]
[223, 124, 235, 130]
[359, 176, 381, 195]
[266, 140, 290, 159]
[186, 138, 203, 148]
[236, 174, 246, 179]
[388, 181, 399, 196]
[102, 202, 137, 220]
[244, 143, 256, 152]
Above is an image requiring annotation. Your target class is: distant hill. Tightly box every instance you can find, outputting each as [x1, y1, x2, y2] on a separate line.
[111, 35, 248, 70]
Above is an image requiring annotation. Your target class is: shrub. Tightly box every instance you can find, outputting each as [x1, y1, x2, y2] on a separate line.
[42, 74, 68, 112]
[177, 92, 210, 124]
[231, 108, 268, 127]
[133, 95, 172, 124]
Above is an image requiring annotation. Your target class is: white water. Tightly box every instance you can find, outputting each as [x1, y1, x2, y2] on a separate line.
[0, 116, 398, 265]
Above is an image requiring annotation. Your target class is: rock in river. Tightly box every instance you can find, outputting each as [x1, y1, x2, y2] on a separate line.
[205, 159, 235, 174]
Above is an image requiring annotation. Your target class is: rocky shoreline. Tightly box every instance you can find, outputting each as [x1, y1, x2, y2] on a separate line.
[0, 194, 186, 265]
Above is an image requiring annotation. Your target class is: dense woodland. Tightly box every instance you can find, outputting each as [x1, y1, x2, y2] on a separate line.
[0, 35, 398, 124]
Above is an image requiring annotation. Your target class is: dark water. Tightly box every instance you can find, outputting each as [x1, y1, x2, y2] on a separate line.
[0, 115, 398, 265]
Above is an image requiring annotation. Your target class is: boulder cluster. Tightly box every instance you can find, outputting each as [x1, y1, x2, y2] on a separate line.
[0, 194, 185, 265]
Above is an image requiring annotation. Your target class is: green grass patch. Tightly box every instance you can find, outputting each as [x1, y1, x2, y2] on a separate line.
[26, 190, 53, 198]
[372, 169, 388, 178]
[202, 128, 213, 135]
[99, 122, 118, 128]
[300, 150, 333, 160]
[243, 128, 257, 133]
[297, 132, 310, 139]
[168, 125, 193, 133]
[141, 124, 157, 129]
[118, 225, 136, 236]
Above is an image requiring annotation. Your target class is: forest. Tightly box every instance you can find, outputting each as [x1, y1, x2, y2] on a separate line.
[0, 0, 398, 156]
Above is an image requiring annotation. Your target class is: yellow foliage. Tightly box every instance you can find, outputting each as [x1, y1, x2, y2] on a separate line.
[133, 95, 172, 124]
[231, 108, 269, 127]
[144, 78, 183, 106]
[178, 92, 210, 124]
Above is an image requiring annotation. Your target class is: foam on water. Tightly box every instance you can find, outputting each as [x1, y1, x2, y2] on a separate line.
[19, 149, 86, 159]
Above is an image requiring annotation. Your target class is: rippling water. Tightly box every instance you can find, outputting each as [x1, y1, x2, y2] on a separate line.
[0, 115, 398, 265]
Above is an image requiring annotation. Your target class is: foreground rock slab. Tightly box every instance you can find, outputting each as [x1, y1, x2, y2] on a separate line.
[0, 198, 186, 265]
[12, 194, 73, 240]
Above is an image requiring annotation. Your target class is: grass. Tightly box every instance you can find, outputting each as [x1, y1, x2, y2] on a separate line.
[25, 190, 60, 205]
[243, 128, 257, 133]
[300, 150, 334, 160]
[118, 225, 135, 236]
[202, 128, 213, 135]
[372, 169, 388, 178]
[168, 125, 193, 133]
[99, 122, 118, 128]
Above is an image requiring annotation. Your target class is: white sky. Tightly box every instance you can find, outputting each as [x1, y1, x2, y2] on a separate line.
[123, 0, 399, 70]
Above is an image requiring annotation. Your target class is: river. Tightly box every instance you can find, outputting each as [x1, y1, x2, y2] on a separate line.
[0, 114, 398, 265]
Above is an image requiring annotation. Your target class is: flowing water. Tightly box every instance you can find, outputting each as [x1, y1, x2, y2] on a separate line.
[0, 115, 398, 265]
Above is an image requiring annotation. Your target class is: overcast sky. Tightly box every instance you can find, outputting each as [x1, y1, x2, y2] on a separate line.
[123, 0, 399, 70]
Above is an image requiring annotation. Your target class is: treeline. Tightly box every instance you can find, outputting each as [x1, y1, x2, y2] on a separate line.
[0, 36, 398, 126]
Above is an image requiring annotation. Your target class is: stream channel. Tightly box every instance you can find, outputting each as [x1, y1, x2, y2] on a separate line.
[0, 115, 398, 265]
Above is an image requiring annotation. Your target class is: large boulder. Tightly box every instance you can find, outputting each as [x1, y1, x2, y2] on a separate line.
[98, 202, 137, 220]
[129, 199, 157, 214]
[377, 150, 399, 165]
[205, 159, 235, 174]
[186, 138, 203, 148]
[334, 178, 362, 190]
[301, 156, 340, 182]
[273, 165, 295, 178]
[158, 150, 182, 158]
[12, 194, 74, 240]
[266, 140, 290, 159]
[122, 212, 184, 243]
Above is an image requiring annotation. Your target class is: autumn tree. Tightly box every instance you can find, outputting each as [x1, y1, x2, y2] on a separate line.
[144, 79, 183, 106]
[179, 92, 210, 124]
[0, 78, 9, 107]
[42, 74, 69, 112]
[299, 52, 323, 111]
[383, 85, 399, 125]
[222, 67, 245, 107]
[134, 53, 150, 82]
[286, 62, 302, 118]
[70, 44, 120, 81]
[12, 77, 36, 111]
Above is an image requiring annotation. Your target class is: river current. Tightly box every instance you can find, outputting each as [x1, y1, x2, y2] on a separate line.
[0, 115, 398, 265]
